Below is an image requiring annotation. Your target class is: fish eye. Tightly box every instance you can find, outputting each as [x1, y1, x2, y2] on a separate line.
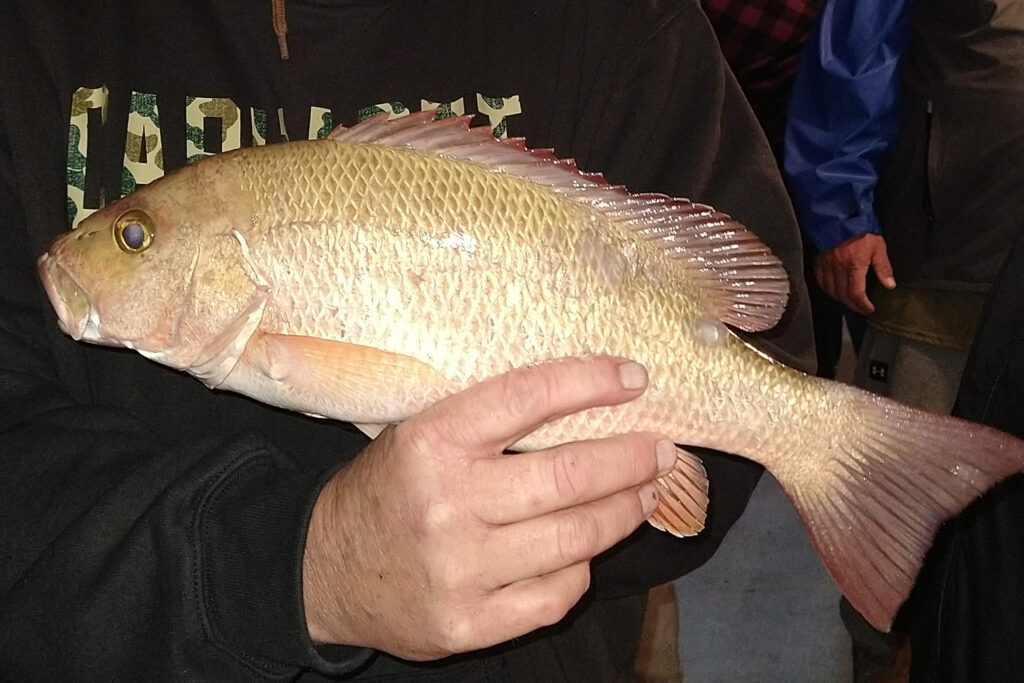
[113, 210, 154, 253]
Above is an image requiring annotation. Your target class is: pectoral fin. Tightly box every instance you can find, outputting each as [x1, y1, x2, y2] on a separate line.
[229, 332, 454, 424]
[185, 286, 271, 388]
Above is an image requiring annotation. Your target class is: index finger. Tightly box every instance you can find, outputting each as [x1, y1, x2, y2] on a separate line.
[871, 247, 897, 290]
[414, 356, 649, 455]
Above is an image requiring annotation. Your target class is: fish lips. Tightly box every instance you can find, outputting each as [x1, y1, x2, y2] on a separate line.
[37, 253, 115, 345]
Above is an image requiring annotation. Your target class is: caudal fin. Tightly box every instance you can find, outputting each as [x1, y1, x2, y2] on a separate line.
[776, 386, 1024, 632]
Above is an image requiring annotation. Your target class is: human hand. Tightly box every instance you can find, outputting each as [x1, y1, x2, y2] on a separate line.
[814, 233, 896, 314]
[302, 356, 674, 661]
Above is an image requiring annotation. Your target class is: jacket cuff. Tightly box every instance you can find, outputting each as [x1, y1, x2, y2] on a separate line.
[194, 438, 374, 677]
[803, 213, 882, 254]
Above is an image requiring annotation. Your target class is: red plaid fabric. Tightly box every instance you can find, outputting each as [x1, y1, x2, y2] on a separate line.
[701, 0, 819, 98]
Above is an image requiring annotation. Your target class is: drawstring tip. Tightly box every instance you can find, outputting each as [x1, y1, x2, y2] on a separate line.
[272, 0, 290, 60]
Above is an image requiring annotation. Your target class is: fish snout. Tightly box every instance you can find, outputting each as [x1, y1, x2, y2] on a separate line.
[37, 252, 93, 341]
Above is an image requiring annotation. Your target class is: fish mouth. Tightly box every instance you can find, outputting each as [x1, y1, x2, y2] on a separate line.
[37, 253, 113, 345]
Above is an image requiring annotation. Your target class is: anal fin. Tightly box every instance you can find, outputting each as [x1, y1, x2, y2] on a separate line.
[649, 447, 709, 537]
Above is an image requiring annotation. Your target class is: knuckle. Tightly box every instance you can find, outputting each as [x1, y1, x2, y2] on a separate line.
[431, 608, 477, 654]
[500, 367, 552, 419]
[444, 616, 477, 653]
[422, 547, 473, 598]
[536, 567, 590, 628]
[420, 499, 458, 535]
[550, 448, 586, 502]
[533, 594, 572, 630]
[629, 432, 659, 477]
[622, 489, 650, 530]
[394, 420, 436, 460]
[605, 432, 656, 484]
[556, 511, 600, 565]
[437, 559, 469, 595]
[603, 489, 647, 541]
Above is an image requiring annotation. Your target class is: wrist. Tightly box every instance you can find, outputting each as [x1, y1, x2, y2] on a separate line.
[302, 474, 344, 644]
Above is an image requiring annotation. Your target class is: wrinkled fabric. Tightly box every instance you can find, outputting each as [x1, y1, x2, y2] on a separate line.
[906, 219, 1024, 682]
[782, 0, 911, 253]
[784, 0, 1024, 291]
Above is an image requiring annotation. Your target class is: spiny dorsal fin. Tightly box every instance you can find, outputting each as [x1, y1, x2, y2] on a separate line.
[328, 112, 789, 332]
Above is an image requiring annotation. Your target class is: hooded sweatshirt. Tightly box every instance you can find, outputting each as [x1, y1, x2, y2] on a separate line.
[0, 1, 813, 679]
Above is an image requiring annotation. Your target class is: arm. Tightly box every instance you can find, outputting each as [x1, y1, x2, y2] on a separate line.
[783, 0, 908, 313]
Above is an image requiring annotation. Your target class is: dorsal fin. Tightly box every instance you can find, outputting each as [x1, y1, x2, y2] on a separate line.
[328, 112, 789, 332]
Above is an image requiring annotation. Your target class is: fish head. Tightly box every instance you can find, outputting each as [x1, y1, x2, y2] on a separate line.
[38, 157, 262, 371]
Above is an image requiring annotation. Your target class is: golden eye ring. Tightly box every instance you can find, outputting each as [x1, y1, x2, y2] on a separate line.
[113, 210, 154, 253]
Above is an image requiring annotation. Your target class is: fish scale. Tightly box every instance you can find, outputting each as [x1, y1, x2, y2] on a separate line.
[240, 142, 650, 382]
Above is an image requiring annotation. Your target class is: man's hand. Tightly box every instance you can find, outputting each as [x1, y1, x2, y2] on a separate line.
[302, 356, 674, 661]
[814, 233, 897, 314]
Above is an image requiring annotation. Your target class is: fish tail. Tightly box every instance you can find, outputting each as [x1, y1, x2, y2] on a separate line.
[774, 386, 1024, 632]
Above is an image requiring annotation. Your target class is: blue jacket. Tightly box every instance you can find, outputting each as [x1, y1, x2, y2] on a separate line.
[783, 0, 911, 254]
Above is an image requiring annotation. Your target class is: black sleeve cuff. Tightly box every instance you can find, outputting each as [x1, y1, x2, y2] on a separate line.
[194, 436, 374, 677]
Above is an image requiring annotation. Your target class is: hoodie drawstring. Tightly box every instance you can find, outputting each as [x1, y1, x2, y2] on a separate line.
[271, 0, 289, 60]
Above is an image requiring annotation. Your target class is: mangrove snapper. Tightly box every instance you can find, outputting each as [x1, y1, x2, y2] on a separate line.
[38, 112, 1024, 631]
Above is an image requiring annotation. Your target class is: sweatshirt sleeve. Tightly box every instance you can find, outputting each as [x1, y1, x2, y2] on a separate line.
[782, 0, 911, 253]
[0, 124, 371, 680]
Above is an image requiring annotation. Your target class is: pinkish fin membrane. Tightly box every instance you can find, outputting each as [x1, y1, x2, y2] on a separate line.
[327, 113, 790, 333]
[234, 332, 453, 423]
[777, 386, 1024, 632]
[649, 447, 709, 537]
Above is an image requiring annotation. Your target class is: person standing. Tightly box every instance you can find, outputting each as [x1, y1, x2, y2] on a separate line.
[785, 0, 1024, 413]
[0, 1, 814, 680]
[785, 0, 1024, 679]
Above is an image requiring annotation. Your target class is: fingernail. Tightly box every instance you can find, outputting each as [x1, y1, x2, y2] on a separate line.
[618, 361, 648, 390]
[656, 440, 676, 475]
[639, 483, 659, 516]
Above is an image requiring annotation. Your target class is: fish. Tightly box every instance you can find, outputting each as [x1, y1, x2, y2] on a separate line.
[38, 111, 1024, 632]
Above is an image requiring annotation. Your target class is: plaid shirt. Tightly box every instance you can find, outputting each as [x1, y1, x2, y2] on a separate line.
[701, 0, 819, 99]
